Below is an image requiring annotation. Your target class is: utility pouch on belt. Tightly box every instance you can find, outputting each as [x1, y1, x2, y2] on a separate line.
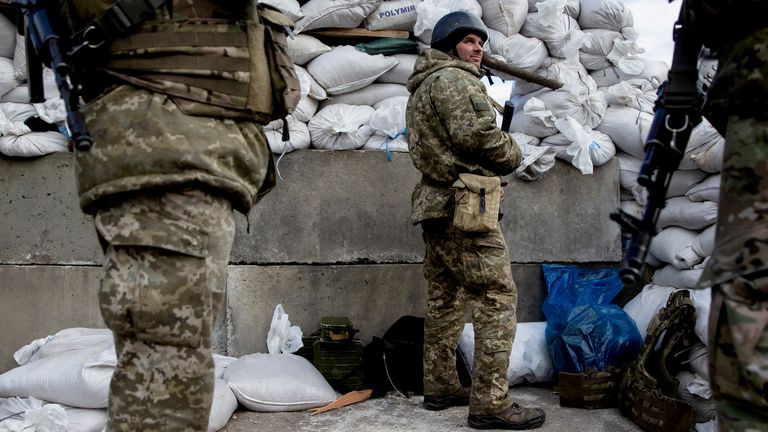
[451, 173, 501, 233]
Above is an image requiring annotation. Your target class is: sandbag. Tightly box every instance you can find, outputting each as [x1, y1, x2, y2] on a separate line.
[223, 353, 338, 412]
[633, 169, 709, 206]
[365, 0, 420, 31]
[363, 133, 409, 153]
[0, 12, 15, 59]
[541, 116, 615, 174]
[656, 196, 718, 230]
[13, 33, 27, 81]
[265, 117, 311, 154]
[294, 0, 381, 34]
[649, 226, 704, 270]
[0, 131, 68, 157]
[514, 137, 557, 181]
[260, 0, 302, 22]
[688, 118, 724, 173]
[414, 0, 483, 44]
[535, 88, 607, 129]
[511, 58, 595, 96]
[520, 11, 582, 59]
[653, 264, 704, 290]
[292, 95, 318, 123]
[294, 65, 327, 101]
[321, 83, 409, 108]
[486, 33, 548, 73]
[458, 322, 554, 386]
[308, 104, 375, 150]
[676, 371, 717, 424]
[0, 57, 18, 98]
[590, 59, 669, 88]
[596, 105, 652, 159]
[577, 0, 637, 39]
[479, 0, 528, 36]
[692, 224, 717, 258]
[307, 46, 398, 95]
[377, 54, 418, 84]
[526, 0, 580, 17]
[2, 68, 60, 103]
[622, 284, 678, 339]
[603, 79, 657, 114]
[286, 34, 332, 66]
[508, 94, 557, 137]
[209, 379, 238, 432]
[686, 174, 720, 202]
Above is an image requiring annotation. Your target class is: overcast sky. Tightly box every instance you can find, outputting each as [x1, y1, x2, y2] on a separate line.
[623, 0, 681, 66]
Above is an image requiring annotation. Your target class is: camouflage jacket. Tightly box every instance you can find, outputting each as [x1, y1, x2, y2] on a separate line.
[68, 0, 274, 214]
[405, 49, 522, 225]
[694, 6, 768, 285]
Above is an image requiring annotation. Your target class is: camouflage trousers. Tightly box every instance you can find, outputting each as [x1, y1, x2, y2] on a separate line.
[710, 273, 768, 431]
[94, 187, 235, 432]
[421, 218, 517, 415]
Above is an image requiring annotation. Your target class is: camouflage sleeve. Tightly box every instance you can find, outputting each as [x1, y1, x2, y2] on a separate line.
[429, 72, 522, 175]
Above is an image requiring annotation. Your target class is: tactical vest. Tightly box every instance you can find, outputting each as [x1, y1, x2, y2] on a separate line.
[63, 0, 300, 125]
[619, 290, 698, 432]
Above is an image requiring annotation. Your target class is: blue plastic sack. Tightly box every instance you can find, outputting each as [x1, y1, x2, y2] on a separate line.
[541, 264, 642, 373]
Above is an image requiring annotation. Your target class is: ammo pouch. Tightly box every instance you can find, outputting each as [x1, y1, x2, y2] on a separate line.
[451, 173, 501, 233]
[619, 290, 697, 432]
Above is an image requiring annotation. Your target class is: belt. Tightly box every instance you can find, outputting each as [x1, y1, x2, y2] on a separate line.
[420, 175, 454, 188]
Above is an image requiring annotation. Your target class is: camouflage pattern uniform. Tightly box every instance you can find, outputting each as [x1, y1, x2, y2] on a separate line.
[406, 48, 522, 415]
[65, 1, 275, 430]
[690, 1, 768, 429]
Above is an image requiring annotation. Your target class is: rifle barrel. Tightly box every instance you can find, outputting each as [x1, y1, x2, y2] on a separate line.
[481, 56, 563, 90]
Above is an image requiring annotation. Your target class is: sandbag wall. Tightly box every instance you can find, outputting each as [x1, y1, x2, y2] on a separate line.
[0, 8, 69, 158]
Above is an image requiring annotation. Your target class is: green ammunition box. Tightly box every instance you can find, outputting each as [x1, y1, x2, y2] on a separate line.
[313, 339, 365, 392]
[558, 368, 622, 409]
[295, 332, 320, 363]
[320, 316, 355, 343]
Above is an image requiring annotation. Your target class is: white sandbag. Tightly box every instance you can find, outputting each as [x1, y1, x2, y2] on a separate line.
[485, 33, 548, 73]
[577, 0, 637, 39]
[33, 98, 67, 124]
[0, 398, 70, 432]
[603, 79, 657, 114]
[653, 264, 704, 290]
[623, 284, 677, 339]
[657, 196, 718, 230]
[579, 29, 643, 72]
[0, 57, 19, 98]
[676, 371, 717, 424]
[649, 226, 704, 270]
[365, 0, 420, 31]
[321, 83, 409, 108]
[596, 105, 652, 159]
[479, 0, 529, 36]
[214, 354, 237, 380]
[0, 102, 36, 137]
[307, 46, 398, 95]
[520, 12, 582, 59]
[2, 68, 60, 103]
[13, 33, 27, 81]
[294, 0, 381, 34]
[0, 131, 68, 157]
[294, 65, 327, 101]
[13, 328, 112, 366]
[510, 58, 594, 96]
[526, 0, 579, 16]
[377, 54, 418, 84]
[265, 117, 311, 154]
[590, 59, 669, 89]
[620, 199, 642, 218]
[508, 95, 557, 137]
[364, 133, 409, 153]
[689, 287, 712, 347]
[260, 0, 302, 22]
[616, 151, 643, 192]
[634, 169, 709, 206]
[369, 96, 407, 138]
[209, 379, 238, 432]
[374, 95, 409, 110]
[689, 118, 724, 173]
[414, 0, 483, 44]
[309, 104, 375, 150]
[293, 95, 318, 123]
[286, 34, 332, 66]
[223, 354, 337, 412]
[692, 224, 717, 258]
[0, 340, 113, 408]
[535, 88, 607, 129]
[686, 174, 721, 202]
[64, 407, 107, 432]
[514, 138, 557, 181]
[458, 322, 554, 386]
[541, 116, 615, 174]
[0, 12, 15, 59]
[688, 343, 709, 381]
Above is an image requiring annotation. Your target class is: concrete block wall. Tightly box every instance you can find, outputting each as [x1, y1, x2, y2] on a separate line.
[0, 151, 621, 373]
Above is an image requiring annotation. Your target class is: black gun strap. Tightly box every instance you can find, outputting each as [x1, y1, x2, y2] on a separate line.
[664, 0, 700, 115]
[69, 0, 170, 53]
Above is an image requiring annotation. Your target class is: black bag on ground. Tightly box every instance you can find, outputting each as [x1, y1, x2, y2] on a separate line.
[363, 315, 472, 398]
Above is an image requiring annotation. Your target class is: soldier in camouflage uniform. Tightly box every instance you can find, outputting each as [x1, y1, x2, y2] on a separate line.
[406, 11, 545, 430]
[61, 1, 277, 430]
[688, 0, 768, 430]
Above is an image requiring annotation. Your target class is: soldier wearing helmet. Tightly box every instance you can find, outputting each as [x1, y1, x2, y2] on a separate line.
[405, 10, 546, 430]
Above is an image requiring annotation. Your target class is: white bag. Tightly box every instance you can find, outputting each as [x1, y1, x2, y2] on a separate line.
[692, 224, 717, 258]
[686, 174, 721, 202]
[260, 0, 302, 22]
[321, 83, 409, 108]
[309, 104, 376, 150]
[656, 196, 718, 230]
[286, 34, 332, 66]
[479, 0, 529, 36]
[649, 226, 704, 270]
[266, 304, 304, 355]
[520, 12, 581, 59]
[0, 13, 16, 59]
[689, 119, 725, 173]
[577, 0, 636, 39]
[265, 117, 312, 154]
[535, 87, 607, 129]
[208, 379, 238, 432]
[223, 354, 338, 412]
[365, 0, 420, 31]
[653, 264, 704, 290]
[486, 34, 548, 73]
[508, 95, 557, 137]
[514, 138, 557, 181]
[294, 0, 381, 34]
[377, 54, 418, 85]
[623, 284, 677, 339]
[307, 46, 398, 95]
[595, 105, 652, 159]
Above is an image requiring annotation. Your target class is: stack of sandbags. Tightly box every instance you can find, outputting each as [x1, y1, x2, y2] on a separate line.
[0, 328, 242, 432]
[0, 9, 69, 157]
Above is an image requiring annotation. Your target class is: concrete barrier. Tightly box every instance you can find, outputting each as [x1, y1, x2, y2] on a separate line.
[0, 151, 621, 372]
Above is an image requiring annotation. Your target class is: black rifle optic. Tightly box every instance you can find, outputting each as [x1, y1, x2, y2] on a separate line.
[609, 0, 704, 301]
[13, 0, 93, 151]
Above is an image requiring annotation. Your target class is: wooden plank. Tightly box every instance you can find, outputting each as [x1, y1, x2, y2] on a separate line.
[305, 28, 411, 40]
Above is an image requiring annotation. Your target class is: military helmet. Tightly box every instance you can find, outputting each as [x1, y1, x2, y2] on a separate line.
[431, 11, 488, 52]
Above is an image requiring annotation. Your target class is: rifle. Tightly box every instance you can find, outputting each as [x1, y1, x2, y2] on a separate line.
[13, 0, 92, 151]
[609, 0, 704, 305]
[481, 56, 564, 91]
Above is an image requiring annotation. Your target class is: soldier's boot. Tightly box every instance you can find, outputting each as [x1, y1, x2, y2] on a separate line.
[467, 403, 545, 430]
[423, 387, 471, 411]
